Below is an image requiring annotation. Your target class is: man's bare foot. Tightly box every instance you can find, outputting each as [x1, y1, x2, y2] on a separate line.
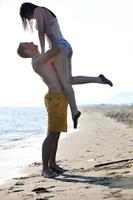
[50, 165, 68, 174]
[41, 170, 57, 178]
[99, 74, 113, 87]
[73, 111, 81, 129]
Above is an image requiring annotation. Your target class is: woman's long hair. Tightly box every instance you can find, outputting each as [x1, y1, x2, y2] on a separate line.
[20, 2, 56, 31]
[20, 2, 38, 30]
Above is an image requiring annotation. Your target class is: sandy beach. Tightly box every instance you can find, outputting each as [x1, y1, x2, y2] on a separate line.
[0, 106, 133, 200]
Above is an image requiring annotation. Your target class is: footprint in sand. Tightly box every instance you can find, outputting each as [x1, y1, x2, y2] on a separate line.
[32, 186, 55, 194]
[122, 171, 130, 174]
[8, 188, 24, 193]
[86, 150, 91, 152]
[36, 197, 54, 200]
[14, 181, 24, 186]
[32, 187, 50, 194]
[0, 189, 6, 192]
[96, 143, 100, 146]
[104, 189, 122, 199]
[106, 172, 116, 176]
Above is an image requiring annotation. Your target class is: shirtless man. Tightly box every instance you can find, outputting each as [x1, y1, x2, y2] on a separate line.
[18, 42, 68, 178]
[17, 42, 113, 178]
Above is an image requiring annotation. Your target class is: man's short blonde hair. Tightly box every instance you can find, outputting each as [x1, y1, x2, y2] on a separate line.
[17, 43, 29, 58]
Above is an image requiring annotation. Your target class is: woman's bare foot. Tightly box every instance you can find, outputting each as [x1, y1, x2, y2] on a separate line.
[73, 111, 81, 129]
[99, 74, 113, 87]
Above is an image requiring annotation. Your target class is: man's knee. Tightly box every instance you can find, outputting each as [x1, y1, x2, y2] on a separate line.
[47, 132, 60, 140]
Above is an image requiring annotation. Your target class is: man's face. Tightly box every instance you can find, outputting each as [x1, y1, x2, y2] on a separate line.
[20, 42, 38, 56]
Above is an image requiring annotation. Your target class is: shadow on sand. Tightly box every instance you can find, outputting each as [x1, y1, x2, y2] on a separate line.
[55, 173, 133, 189]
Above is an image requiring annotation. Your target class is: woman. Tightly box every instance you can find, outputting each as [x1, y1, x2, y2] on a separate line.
[20, 2, 81, 128]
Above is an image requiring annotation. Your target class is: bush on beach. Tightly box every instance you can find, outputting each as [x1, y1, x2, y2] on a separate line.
[103, 105, 133, 128]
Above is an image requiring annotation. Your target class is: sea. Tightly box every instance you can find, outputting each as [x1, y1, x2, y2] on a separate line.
[0, 107, 73, 184]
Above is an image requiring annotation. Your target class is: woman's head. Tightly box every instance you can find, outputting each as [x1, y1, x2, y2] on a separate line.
[20, 2, 38, 30]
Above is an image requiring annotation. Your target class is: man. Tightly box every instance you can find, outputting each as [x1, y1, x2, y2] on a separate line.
[17, 42, 113, 178]
[17, 42, 69, 178]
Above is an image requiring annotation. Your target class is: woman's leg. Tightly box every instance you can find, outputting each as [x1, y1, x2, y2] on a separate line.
[71, 75, 112, 86]
[53, 49, 80, 128]
[67, 55, 112, 86]
[67, 53, 101, 84]
[39, 48, 59, 64]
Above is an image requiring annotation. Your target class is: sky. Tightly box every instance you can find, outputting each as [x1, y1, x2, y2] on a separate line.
[0, 0, 133, 106]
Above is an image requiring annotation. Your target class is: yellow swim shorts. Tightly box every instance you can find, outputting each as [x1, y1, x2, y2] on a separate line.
[44, 92, 68, 132]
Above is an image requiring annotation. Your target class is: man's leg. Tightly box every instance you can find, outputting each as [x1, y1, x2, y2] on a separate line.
[48, 133, 66, 173]
[42, 132, 59, 178]
[48, 133, 60, 167]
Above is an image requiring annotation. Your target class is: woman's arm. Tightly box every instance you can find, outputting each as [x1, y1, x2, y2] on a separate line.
[38, 31, 45, 53]
[34, 7, 45, 53]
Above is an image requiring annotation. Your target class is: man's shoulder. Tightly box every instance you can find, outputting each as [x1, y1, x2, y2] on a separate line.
[32, 57, 40, 71]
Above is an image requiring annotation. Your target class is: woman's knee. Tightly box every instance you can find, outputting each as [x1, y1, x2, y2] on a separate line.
[61, 76, 74, 87]
[61, 80, 71, 90]
[69, 77, 74, 85]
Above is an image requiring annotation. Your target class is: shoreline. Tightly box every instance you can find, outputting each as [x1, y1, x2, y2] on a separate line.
[0, 107, 133, 199]
[0, 125, 76, 185]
